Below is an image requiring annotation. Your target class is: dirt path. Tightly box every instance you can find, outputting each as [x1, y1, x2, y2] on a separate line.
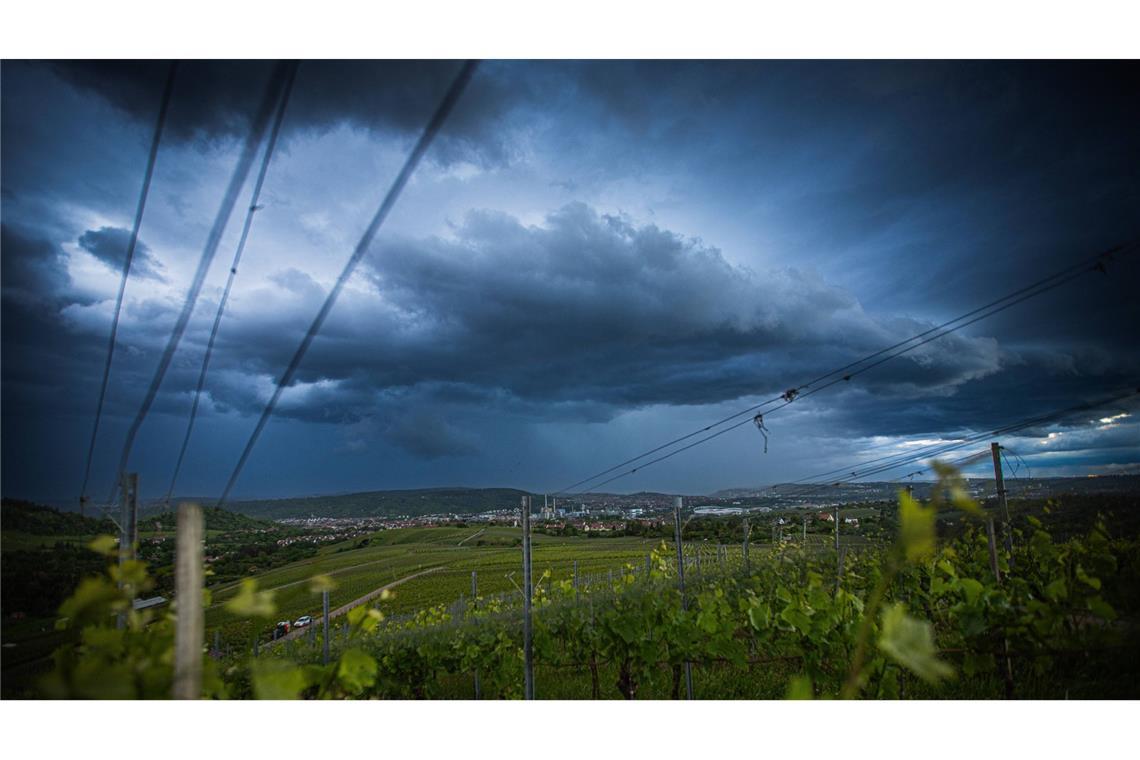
[207, 555, 416, 610]
[276, 566, 443, 641]
[457, 528, 485, 546]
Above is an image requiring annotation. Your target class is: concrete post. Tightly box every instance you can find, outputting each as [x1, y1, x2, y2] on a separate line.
[173, 502, 203, 699]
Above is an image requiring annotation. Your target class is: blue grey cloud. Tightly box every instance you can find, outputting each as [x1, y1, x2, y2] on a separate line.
[78, 226, 166, 282]
[1, 60, 1137, 502]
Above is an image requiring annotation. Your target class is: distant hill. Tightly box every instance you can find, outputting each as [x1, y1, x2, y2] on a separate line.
[0, 498, 116, 535]
[217, 487, 531, 520]
[142, 507, 275, 532]
[0, 498, 276, 535]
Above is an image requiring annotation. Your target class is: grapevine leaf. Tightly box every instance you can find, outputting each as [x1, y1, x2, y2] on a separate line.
[948, 485, 981, 515]
[786, 675, 813, 700]
[1075, 565, 1101, 591]
[899, 490, 937, 562]
[87, 534, 119, 557]
[224, 579, 276, 619]
[251, 659, 310, 700]
[336, 648, 379, 694]
[346, 605, 368, 627]
[309, 574, 338, 593]
[57, 576, 126, 628]
[877, 604, 953, 684]
[959, 578, 984, 606]
[780, 604, 812, 634]
[747, 600, 770, 631]
[1087, 596, 1116, 621]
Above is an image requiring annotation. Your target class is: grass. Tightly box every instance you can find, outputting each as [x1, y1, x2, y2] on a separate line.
[205, 531, 667, 628]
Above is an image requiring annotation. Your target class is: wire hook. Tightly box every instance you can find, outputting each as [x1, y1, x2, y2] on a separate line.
[753, 413, 769, 454]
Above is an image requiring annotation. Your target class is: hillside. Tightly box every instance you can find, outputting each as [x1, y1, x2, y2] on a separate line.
[143, 507, 275, 533]
[0, 498, 116, 535]
[220, 487, 531, 520]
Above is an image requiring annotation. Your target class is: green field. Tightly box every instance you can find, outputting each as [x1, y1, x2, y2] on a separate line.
[204, 527, 668, 639]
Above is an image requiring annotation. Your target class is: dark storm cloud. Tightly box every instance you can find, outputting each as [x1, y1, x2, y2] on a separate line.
[805, 365, 1140, 447]
[176, 202, 1009, 430]
[0, 223, 73, 307]
[1, 225, 107, 421]
[77, 226, 167, 281]
[48, 60, 535, 166]
[383, 410, 479, 459]
[3, 60, 1138, 500]
[531, 61, 1140, 320]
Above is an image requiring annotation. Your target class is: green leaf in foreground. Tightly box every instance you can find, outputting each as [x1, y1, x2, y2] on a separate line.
[877, 603, 953, 683]
[251, 659, 310, 700]
[87, 534, 119, 557]
[224, 578, 277, 619]
[786, 675, 814, 700]
[336, 648, 379, 694]
[898, 490, 937, 562]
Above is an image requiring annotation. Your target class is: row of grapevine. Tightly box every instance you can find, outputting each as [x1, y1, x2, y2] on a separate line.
[34, 465, 1140, 699]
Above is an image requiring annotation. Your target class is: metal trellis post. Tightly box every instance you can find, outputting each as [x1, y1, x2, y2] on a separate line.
[673, 496, 694, 700]
[743, 518, 751, 574]
[986, 518, 1002, 583]
[991, 442, 1014, 557]
[522, 495, 534, 700]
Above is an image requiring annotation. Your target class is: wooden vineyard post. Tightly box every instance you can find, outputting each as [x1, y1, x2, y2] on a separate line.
[573, 560, 579, 600]
[673, 496, 694, 700]
[173, 502, 204, 700]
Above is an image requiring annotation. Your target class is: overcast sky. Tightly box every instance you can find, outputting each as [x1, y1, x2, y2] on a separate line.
[2, 60, 1138, 504]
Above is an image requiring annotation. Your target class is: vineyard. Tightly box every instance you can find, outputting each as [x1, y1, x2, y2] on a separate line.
[27, 467, 1140, 700]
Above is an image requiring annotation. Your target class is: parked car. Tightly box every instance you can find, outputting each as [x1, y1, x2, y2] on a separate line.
[294, 615, 313, 628]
